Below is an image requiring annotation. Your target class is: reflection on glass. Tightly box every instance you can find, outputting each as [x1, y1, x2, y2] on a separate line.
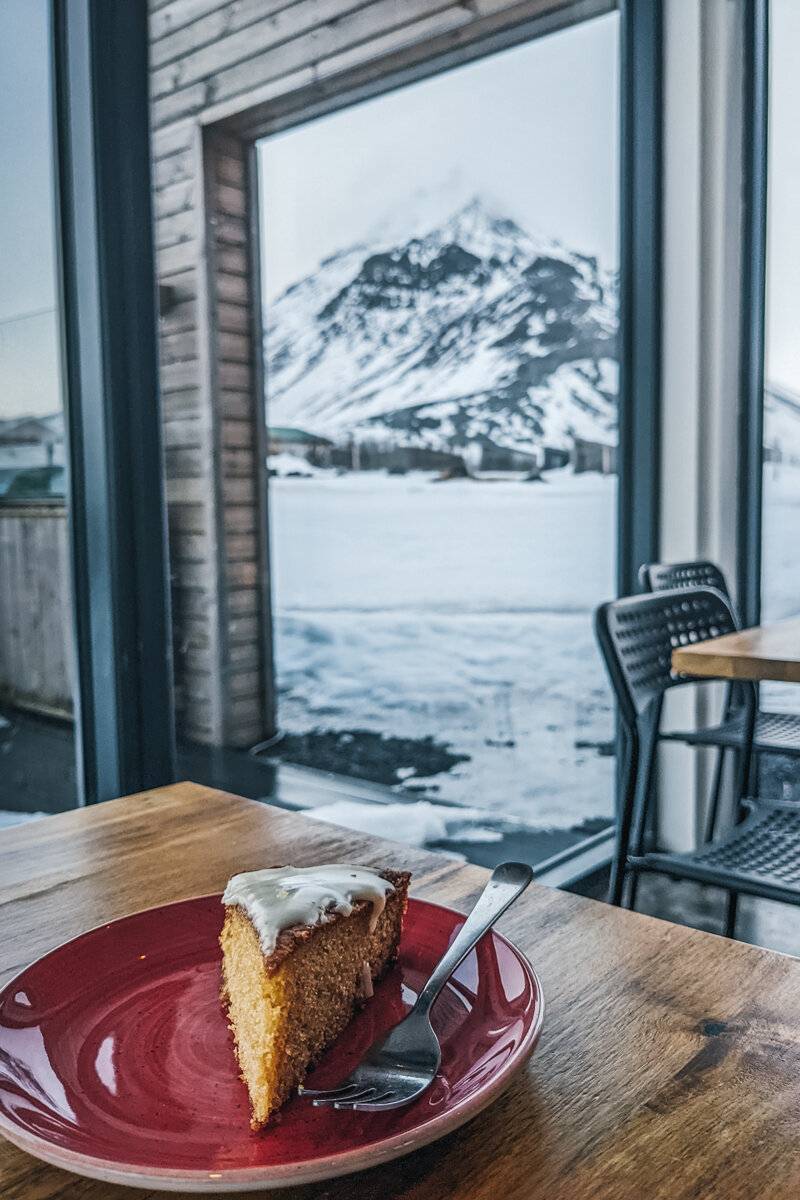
[0, 0, 77, 820]
[762, 0, 800, 745]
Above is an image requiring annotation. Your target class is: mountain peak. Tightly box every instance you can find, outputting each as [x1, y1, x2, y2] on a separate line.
[364, 182, 537, 252]
[265, 191, 619, 456]
[428, 194, 547, 264]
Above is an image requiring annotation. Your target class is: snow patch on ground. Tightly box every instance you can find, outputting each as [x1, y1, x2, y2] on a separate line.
[306, 799, 509, 847]
[268, 453, 331, 478]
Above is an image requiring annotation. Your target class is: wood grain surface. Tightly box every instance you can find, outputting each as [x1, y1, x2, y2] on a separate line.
[672, 614, 800, 682]
[3, 781, 800, 1199]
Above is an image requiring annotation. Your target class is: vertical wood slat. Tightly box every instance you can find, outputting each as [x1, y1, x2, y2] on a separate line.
[0, 506, 74, 715]
[203, 125, 272, 746]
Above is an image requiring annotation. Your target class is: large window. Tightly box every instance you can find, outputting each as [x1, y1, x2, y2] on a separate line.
[259, 14, 620, 852]
[762, 0, 800, 727]
[0, 0, 76, 824]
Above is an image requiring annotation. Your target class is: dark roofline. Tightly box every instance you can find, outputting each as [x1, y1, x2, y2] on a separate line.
[267, 425, 334, 445]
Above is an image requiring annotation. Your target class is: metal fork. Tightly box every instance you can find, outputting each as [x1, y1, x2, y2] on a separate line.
[298, 860, 533, 1111]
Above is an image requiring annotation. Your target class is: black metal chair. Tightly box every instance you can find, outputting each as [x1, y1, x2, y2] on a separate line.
[595, 586, 800, 938]
[639, 561, 800, 801]
[638, 559, 731, 603]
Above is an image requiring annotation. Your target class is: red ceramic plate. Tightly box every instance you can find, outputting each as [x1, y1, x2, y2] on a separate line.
[0, 894, 543, 1192]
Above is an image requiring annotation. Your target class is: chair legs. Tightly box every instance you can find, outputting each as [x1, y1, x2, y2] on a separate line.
[609, 732, 638, 907]
[623, 715, 659, 912]
[610, 709, 661, 912]
[610, 811, 633, 907]
[624, 869, 639, 912]
[706, 739, 750, 848]
[704, 746, 726, 844]
[724, 891, 738, 939]
[740, 684, 758, 801]
[748, 749, 760, 800]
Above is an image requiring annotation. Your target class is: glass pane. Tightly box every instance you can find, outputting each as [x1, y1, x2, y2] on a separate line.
[0, 0, 77, 823]
[259, 15, 619, 860]
[761, 0, 800, 800]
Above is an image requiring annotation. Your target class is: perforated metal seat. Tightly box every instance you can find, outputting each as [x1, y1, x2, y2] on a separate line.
[634, 802, 800, 907]
[640, 560, 800, 767]
[661, 710, 800, 752]
[594, 586, 800, 937]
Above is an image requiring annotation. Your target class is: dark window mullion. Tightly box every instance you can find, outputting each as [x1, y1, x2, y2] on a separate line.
[52, 0, 175, 803]
[738, 0, 769, 630]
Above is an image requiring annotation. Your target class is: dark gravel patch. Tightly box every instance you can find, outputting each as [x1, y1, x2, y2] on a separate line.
[259, 729, 470, 788]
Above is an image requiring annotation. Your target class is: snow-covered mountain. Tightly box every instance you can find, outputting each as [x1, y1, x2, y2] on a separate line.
[264, 196, 619, 456]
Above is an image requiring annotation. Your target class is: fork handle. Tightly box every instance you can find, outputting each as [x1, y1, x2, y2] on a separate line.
[413, 861, 533, 1015]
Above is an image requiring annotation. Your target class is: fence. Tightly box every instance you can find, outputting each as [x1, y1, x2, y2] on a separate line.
[0, 501, 73, 715]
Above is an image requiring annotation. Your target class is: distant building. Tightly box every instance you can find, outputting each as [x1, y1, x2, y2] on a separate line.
[329, 441, 463, 472]
[0, 415, 65, 496]
[0, 415, 62, 457]
[477, 443, 540, 472]
[572, 436, 618, 475]
[267, 426, 334, 466]
[463, 441, 571, 473]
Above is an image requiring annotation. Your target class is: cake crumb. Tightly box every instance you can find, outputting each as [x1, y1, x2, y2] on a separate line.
[361, 960, 373, 998]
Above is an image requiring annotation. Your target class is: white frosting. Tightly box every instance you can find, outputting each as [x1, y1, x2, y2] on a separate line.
[222, 864, 394, 957]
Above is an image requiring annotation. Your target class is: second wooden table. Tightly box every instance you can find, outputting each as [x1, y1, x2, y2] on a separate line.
[672, 613, 800, 682]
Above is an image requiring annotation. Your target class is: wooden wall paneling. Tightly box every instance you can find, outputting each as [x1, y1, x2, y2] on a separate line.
[151, 0, 298, 62]
[202, 125, 272, 747]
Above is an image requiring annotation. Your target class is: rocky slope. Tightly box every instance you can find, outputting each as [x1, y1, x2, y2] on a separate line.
[264, 196, 619, 457]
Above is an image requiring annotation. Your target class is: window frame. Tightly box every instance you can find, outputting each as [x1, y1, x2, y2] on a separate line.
[617, 0, 663, 596]
[52, 0, 176, 803]
[739, 0, 769, 629]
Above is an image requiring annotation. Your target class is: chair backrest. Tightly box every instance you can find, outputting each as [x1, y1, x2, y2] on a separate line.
[638, 559, 731, 600]
[594, 586, 738, 727]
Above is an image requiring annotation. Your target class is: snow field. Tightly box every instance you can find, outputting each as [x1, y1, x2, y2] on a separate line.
[270, 468, 617, 828]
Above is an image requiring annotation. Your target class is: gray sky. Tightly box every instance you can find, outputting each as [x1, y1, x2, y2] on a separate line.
[766, 0, 800, 394]
[259, 13, 620, 303]
[0, 0, 62, 420]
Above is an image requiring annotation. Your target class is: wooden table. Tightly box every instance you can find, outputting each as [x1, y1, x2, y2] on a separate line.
[4, 782, 800, 1200]
[672, 614, 800, 682]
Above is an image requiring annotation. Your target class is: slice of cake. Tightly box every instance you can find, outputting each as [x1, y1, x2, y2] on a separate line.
[220, 863, 410, 1129]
